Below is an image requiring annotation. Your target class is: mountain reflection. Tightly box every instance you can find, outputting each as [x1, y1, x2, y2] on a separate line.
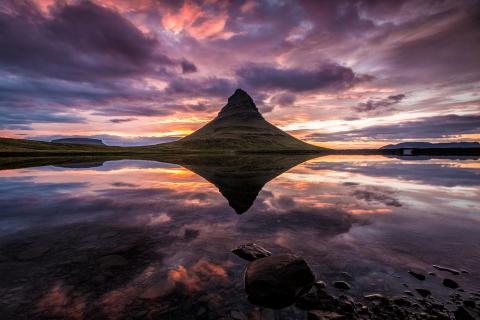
[0, 154, 318, 214]
[0, 155, 479, 319]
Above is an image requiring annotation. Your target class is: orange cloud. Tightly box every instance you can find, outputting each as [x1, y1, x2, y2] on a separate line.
[162, 1, 234, 40]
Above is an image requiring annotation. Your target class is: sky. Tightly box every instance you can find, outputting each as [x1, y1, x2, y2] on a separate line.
[0, 0, 479, 149]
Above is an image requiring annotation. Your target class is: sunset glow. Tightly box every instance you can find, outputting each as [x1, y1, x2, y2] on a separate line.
[0, 0, 479, 148]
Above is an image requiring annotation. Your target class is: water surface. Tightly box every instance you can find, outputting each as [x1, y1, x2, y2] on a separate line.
[0, 155, 479, 319]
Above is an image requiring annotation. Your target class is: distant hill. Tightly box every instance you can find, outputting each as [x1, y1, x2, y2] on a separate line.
[381, 142, 480, 149]
[162, 89, 325, 152]
[52, 138, 105, 146]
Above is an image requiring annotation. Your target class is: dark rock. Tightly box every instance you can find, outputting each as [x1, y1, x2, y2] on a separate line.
[17, 245, 50, 261]
[408, 270, 426, 280]
[333, 281, 351, 290]
[454, 306, 475, 320]
[463, 300, 476, 308]
[245, 254, 315, 309]
[392, 296, 411, 307]
[404, 291, 414, 296]
[97, 255, 128, 269]
[232, 243, 272, 261]
[433, 265, 460, 275]
[307, 311, 346, 320]
[415, 288, 432, 297]
[428, 272, 436, 276]
[341, 272, 353, 280]
[296, 286, 338, 311]
[314, 280, 327, 289]
[443, 278, 459, 289]
[364, 294, 387, 302]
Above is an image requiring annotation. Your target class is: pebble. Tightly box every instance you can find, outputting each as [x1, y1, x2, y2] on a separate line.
[308, 311, 346, 320]
[433, 265, 460, 275]
[333, 281, 351, 290]
[415, 288, 431, 297]
[408, 271, 426, 281]
[443, 278, 459, 289]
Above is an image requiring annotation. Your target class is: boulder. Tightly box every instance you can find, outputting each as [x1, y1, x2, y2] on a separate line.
[232, 243, 271, 261]
[333, 281, 351, 290]
[443, 278, 459, 289]
[245, 254, 315, 309]
[408, 270, 426, 281]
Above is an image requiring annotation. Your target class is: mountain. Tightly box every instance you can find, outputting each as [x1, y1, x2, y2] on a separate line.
[52, 138, 106, 146]
[164, 89, 323, 152]
[381, 142, 480, 149]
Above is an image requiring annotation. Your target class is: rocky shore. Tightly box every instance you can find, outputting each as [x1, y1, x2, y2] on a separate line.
[233, 244, 480, 320]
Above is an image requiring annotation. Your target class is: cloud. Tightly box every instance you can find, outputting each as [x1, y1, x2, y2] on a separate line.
[307, 114, 480, 141]
[355, 94, 406, 113]
[0, 0, 181, 82]
[109, 118, 137, 123]
[236, 63, 370, 92]
[271, 93, 296, 107]
[180, 60, 198, 74]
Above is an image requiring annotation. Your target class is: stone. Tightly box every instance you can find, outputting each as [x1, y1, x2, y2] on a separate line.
[230, 310, 247, 320]
[404, 290, 414, 296]
[17, 245, 50, 261]
[314, 280, 327, 289]
[307, 311, 346, 320]
[364, 294, 387, 301]
[443, 278, 459, 289]
[341, 272, 353, 280]
[408, 270, 426, 281]
[415, 288, 431, 297]
[97, 255, 128, 269]
[463, 300, 476, 308]
[433, 265, 460, 275]
[333, 281, 351, 290]
[392, 296, 411, 306]
[245, 254, 315, 309]
[454, 306, 475, 320]
[232, 243, 271, 261]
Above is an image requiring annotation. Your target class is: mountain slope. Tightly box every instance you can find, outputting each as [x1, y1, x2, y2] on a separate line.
[164, 89, 324, 152]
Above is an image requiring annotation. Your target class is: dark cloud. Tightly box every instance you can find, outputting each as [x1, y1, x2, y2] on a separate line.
[307, 114, 480, 141]
[180, 60, 198, 74]
[109, 118, 137, 123]
[271, 93, 296, 107]
[165, 77, 236, 98]
[355, 94, 406, 113]
[0, 0, 181, 82]
[0, 106, 85, 130]
[236, 63, 370, 92]
[352, 189, 402, 207]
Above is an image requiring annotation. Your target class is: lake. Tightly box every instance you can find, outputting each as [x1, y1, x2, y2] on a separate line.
[0, 155, 479, 319]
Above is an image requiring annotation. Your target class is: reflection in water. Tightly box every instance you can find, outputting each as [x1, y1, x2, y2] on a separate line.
[0, 155, 479, 319]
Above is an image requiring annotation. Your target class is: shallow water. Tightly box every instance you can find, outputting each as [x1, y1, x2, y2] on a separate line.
[0, 155, 479, 319]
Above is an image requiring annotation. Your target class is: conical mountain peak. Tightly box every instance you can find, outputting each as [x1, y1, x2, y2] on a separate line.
[218, 88, 258, 118]
[167, 89, 323, 152]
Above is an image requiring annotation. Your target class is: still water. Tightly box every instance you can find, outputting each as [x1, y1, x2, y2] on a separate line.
[0, 155, 479, 319]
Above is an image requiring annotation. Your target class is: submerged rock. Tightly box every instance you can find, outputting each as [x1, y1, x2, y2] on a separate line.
[408, 270, 426, 281]
[333, 281, 351, 290]
[232, 243, 272, 261]
[245, 254, 315, 309]
[443, 278, 459, 289]
[433, 265, 460, 275]
[454, 306, 475, 320]
[415, 288, 431, 297]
